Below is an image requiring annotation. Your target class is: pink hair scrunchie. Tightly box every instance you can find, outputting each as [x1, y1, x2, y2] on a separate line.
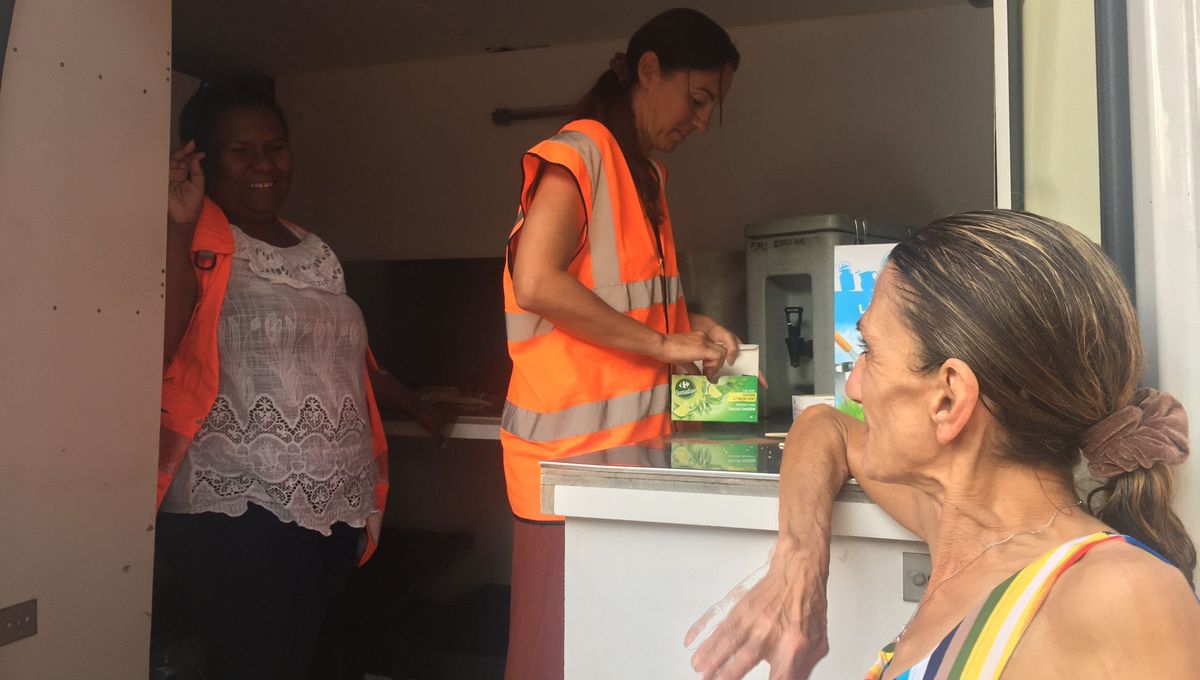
[1081, 387, 1190, 478]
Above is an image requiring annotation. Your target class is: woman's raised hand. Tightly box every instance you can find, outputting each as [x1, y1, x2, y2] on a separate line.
[168, 140, 206, 229]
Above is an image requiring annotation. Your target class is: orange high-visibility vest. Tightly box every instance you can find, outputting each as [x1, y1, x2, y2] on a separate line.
[158, 198, 389, 563]
[501, 119, 690, 521]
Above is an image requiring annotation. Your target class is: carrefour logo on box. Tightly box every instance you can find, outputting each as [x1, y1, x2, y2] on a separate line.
[674, 379, 697, 399]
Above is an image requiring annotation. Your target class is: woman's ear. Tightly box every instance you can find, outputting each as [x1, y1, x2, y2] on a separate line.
[931, 358, 981, 445]
[637, 51, 661, 86]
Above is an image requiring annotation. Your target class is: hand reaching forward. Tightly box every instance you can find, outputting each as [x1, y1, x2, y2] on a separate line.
[685, 543, 831, 680]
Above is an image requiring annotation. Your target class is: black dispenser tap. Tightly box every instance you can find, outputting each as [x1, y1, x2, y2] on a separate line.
[784, 307, 814, 367]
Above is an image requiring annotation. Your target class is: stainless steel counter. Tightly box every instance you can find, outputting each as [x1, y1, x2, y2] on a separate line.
[541, 429, 869, 512]
[385, 420, 869, 507]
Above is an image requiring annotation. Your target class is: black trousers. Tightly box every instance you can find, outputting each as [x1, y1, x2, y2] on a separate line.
[154, 503, 361, 680]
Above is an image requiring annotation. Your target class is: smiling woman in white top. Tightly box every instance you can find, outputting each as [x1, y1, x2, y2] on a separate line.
[157, 77, 443, 680]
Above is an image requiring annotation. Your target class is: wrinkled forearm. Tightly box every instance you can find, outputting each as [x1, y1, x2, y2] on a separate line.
[775, 406, 852, 560]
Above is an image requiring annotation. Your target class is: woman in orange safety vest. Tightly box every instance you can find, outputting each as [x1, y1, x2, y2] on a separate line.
[500, 9, 742, 678]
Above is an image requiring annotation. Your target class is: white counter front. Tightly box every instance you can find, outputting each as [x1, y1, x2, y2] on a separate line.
[541, 432, 927, 679]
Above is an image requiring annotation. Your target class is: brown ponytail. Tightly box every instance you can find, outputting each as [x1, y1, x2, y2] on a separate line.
[1090, 467, 1196, 588]
[577, 68, 664, 226]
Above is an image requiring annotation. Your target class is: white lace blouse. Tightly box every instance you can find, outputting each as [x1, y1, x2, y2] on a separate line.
[160, 224, 377, 535]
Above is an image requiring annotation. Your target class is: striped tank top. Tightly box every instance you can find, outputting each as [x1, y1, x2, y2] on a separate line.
[865, 532, 1168, 680]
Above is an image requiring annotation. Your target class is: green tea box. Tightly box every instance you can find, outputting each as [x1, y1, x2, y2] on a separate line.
[670, 344, 759, 422]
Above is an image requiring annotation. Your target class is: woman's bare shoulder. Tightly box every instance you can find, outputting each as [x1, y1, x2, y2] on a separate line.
[1030, 538, 1200, 674]
[1074, 536, 1188, 579]
[1054, 538, 1195, 618]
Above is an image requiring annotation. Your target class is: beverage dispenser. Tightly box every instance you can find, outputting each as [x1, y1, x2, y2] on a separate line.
[745, 215, 909, 420]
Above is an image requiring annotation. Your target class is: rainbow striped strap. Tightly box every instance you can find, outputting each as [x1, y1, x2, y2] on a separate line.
[865, 532, 1150, 680]
[942, 532, 1122, 679]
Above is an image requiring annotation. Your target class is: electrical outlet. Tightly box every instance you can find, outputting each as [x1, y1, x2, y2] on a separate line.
[0, 599, 37, 647]
[902, 553, 932, 603]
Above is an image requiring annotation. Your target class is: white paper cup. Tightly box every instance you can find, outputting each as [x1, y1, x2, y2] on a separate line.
[692, 343, 759, 378]
[725, 344, 759, 378]
[792, 394, 835, 419]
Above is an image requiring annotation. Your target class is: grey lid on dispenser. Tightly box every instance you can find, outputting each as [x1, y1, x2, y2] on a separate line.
[744, 214, 910, 241]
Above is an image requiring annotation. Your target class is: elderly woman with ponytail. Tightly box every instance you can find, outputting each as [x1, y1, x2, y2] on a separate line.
[500, 8, 741, 678]
[688, 211, 1200, 679]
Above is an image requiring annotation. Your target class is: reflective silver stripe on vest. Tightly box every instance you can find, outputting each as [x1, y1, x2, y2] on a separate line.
[547, 130, 622, 289]
[505, 275, 682, 342]
[501, 383, 670, 442]
[667, 274, 682, 304]
[506, 313, 557, 342]
[593, 275, 682, 314]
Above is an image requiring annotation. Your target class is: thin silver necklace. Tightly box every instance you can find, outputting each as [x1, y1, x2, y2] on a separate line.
[896, 499, 1084, 642]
